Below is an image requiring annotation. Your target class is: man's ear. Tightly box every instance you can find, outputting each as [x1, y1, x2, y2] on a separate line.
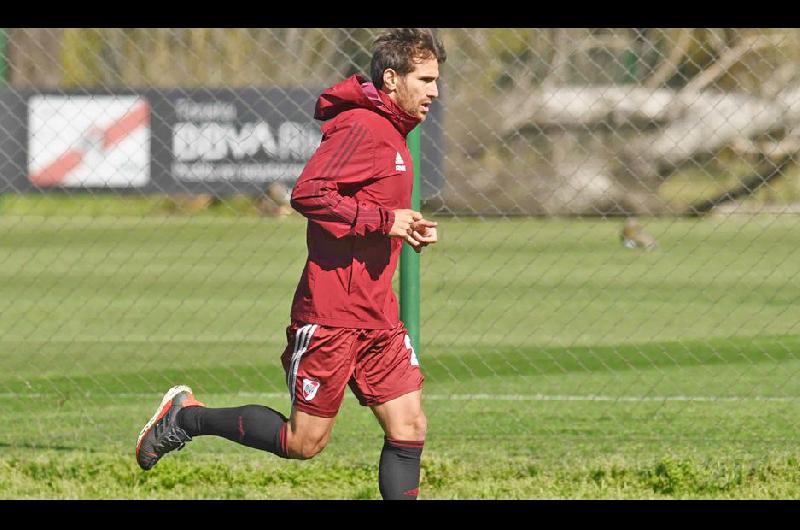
[382, 68, 398, 91]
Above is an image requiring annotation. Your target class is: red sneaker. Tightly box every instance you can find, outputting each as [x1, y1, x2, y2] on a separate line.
[135, 385, 205, 470]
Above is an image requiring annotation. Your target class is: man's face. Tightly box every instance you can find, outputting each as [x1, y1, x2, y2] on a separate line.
[385, 56, 440, 122]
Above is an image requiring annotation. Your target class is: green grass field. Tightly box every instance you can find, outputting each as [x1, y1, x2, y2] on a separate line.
[2, 202, 800, 498]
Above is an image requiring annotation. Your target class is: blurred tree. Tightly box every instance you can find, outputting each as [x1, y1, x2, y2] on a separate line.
[7, 28, 63, 87]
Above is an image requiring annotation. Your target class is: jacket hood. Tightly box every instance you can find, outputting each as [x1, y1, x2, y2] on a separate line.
[314, 74, 421, 137]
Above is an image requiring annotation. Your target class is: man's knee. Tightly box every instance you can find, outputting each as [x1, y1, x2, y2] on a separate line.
[285, 427, 330, 460]
[373, 392, 428, 442]
[411, 410, 427, 440]
[388, 410, 427, 442]
[293, 438, 328, 460]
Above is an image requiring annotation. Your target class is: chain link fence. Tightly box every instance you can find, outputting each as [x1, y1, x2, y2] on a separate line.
[3, 28, 800, 461]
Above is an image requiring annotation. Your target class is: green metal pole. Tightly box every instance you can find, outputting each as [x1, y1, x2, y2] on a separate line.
[623, 48, 637, 84]
[623, 29, 641, 84]
[400, 126, 421, 354]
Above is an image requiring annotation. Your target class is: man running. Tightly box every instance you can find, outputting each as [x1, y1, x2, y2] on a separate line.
[136, 28, 445, 500]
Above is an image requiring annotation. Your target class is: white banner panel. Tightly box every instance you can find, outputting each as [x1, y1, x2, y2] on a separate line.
[27, 96, 151, 188]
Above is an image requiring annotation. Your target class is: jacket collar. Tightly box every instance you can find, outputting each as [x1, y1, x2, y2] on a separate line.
[314, 74, 421, 137]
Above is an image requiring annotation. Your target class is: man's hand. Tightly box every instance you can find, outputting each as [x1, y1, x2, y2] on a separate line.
[389, 210, 438, 252]
[409, 219, 438, 253]
[389, 209, 424, 247]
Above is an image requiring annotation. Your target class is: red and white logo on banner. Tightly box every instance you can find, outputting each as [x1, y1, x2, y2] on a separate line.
[27, 96, 151, 188]
[302, 378, 321, 401]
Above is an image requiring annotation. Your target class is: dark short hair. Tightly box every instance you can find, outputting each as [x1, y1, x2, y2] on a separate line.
[370, 28, 447, 89]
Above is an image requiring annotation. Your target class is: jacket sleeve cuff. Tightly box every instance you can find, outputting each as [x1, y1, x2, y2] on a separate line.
[353, 204, 394, 237]
[380, 208, 395, 236]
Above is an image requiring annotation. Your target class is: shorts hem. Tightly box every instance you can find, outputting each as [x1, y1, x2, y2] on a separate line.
[358, 383, 424, 408]
[292, 403, 339, 418]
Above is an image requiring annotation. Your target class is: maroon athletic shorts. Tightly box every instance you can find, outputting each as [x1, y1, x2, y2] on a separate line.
[280, 320, 424, 417]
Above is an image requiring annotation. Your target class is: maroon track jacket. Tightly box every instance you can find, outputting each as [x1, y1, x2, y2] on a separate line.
[289, 74, 421, 329]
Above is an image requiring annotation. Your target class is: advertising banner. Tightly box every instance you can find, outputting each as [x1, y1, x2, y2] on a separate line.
[157, 88, 321, 196]
[0, 88, 444, 199]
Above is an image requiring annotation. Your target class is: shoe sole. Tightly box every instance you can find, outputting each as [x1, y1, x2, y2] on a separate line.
[136, 384, 193, 461]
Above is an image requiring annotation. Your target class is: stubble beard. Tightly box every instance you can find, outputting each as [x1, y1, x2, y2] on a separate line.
[396, 83, 424, 121]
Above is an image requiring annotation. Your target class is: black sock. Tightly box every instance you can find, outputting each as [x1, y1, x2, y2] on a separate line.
[177, 405, 289, 458]
[379, 437, 424, 500]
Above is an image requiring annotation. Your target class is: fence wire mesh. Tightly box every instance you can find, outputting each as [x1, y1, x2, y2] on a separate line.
[2, 28, 800, 460]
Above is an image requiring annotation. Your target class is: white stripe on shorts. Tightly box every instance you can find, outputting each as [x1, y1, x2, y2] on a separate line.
[287, 324, 311, 398]
[288, 324, 317, 405]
